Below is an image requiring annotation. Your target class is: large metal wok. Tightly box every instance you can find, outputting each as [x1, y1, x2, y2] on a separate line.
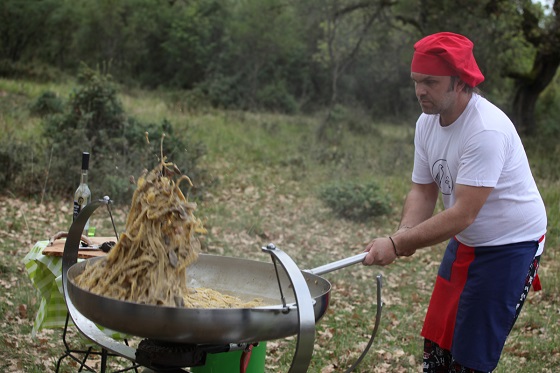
[62, 199, 382, 372]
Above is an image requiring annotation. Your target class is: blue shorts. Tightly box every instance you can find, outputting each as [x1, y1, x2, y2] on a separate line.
[421, 237, 544, 371]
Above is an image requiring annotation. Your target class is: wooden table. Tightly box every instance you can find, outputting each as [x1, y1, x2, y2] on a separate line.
[42, 236, 114, 258]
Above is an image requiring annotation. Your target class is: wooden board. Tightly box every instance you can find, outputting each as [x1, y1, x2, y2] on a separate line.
[42, 236, 115, 259]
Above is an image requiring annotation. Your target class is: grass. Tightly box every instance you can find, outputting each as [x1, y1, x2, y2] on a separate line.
[0, 77, 559, 372]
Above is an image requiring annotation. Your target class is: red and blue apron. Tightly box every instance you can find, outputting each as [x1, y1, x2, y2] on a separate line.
[421, 236, 544, 372]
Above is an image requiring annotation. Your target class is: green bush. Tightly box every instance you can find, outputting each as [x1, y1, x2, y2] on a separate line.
[256, 81, 298, 114]
[0, 137, 45, 196]
[29, 91, 64, 116]
[319, 180, 392, 222]
[197, 72, 246, 110]
[0, 59, 61, 82]
[37, 66, 209, 203]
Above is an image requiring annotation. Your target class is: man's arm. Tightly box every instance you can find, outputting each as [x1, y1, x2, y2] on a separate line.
[396, 182, 439, 233]
[364, 183, 493, 266]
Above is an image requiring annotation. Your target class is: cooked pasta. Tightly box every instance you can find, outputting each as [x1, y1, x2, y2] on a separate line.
[75, 142, 262, 308]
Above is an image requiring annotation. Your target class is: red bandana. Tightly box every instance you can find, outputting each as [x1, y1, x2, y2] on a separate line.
[411, 32, 485, 87]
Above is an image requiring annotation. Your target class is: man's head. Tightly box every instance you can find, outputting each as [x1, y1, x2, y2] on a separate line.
[411, 32, 484, 88]
[410, 32, 484, 124]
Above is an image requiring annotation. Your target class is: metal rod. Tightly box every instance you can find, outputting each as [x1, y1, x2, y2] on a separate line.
[104, 196, 119, 240]
[265, 243, 288, 309]
[305, 252, 367, 276]
[344, 274, 383, 372]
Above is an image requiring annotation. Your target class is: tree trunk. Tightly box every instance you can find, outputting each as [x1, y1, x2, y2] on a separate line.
[511, 50, 560, 135]
[510, 0, 560, 135]
[316, 0, 386, 142]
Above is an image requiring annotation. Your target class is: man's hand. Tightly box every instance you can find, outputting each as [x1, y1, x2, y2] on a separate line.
[363, 237, 397, 266]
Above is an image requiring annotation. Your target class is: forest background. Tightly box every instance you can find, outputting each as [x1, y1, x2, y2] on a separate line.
[1, 0, 560, 372]
[1, 0, 560, 195]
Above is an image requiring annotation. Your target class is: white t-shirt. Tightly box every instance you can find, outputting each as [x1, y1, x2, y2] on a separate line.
[412, 94, 547, 246]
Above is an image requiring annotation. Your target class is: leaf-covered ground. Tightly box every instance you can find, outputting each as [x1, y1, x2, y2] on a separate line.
[1, 163, 558, 372]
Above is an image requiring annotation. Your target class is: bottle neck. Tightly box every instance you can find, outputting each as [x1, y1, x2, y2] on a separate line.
[80, 169, 89, 185]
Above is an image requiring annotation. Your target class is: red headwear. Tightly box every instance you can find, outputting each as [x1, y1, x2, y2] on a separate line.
[411, 32, 484, 87]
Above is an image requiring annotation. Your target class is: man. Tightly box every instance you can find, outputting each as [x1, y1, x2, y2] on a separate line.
[363, 32, 547, 372]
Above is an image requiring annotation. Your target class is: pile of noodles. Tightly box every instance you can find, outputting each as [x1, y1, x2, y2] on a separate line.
[75, 153, 262, 308]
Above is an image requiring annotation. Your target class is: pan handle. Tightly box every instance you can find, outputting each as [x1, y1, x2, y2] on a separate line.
[305, 252, 367, 276]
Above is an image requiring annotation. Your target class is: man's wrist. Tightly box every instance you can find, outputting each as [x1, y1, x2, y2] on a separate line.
[388, 236, 400, 257]
[391, 232, 416, 257]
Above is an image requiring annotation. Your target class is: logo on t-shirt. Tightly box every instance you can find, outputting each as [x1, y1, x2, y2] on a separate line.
[432, 159, 453, 195]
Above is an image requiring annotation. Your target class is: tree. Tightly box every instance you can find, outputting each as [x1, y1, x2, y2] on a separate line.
[0, 0, 56, 62]
[2, 0, 559, 131]
[509, 0, 560, 134]
[201, 0, 313, 112]
[314, 0, 395, 141]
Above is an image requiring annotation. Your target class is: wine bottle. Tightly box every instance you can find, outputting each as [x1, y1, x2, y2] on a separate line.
[73, 152, 92, 235]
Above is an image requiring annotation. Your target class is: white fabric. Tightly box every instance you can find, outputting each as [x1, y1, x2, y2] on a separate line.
[412, 94, 547, 246]
[537, 236, 545, 256]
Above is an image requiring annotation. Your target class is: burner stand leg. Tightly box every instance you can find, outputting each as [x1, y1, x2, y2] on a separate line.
[55, 312, 97, 372]
[54, 312, 140, 373]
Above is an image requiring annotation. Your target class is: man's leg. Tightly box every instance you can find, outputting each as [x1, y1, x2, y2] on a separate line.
[423, 339, 452, 373]
[423, 339, 487, 373]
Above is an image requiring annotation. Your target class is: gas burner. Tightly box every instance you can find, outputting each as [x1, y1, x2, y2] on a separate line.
[135, 339, 209, 369]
